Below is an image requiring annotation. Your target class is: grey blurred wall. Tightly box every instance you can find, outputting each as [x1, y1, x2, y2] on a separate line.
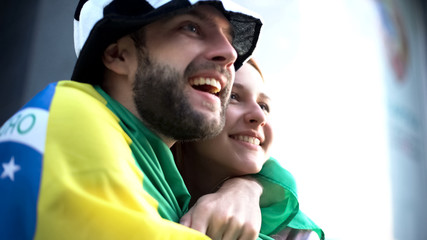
[387, 1, 427, 239]
[0, 0, 76, 124]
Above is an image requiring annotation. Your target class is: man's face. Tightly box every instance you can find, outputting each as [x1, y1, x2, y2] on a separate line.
[132, 5, 238, 141]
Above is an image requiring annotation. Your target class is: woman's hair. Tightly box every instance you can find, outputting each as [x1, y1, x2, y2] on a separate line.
[246, 58, 264, 82]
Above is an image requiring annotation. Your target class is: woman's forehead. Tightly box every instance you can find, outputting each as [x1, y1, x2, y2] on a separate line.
[234, 64, 271, 98]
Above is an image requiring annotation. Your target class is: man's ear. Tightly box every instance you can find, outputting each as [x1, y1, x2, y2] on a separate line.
[102, 37, 135, 75]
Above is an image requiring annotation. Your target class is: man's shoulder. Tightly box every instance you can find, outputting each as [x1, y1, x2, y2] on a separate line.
[52, 80, 107, 110]
[0, 80, 124, 155]
[47, 81, 127, 142]
[0, 81, 60, 154]
[49, 81, 118, 124]
[10, 80, 106, 118]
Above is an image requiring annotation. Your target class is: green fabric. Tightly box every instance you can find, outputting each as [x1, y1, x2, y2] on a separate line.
[254, 157, 325, 240]
[96, 86, 190, 222]
[288, 211, 325, 240]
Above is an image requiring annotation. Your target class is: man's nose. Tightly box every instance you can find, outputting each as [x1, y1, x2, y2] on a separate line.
[204, 31, 238, 69]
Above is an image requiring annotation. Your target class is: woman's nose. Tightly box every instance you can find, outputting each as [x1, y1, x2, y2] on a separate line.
[244, 102, 267, 127]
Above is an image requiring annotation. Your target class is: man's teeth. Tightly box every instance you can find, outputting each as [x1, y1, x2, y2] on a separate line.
[190, 77, 221, 93]
[234, 135, 261, 145]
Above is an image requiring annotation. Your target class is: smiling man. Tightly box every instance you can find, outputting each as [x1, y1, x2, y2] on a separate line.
[0, 0, 262, 239]
[123, 5, 237, 143]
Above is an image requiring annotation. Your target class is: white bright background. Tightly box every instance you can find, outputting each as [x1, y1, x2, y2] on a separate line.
[234, 0, 393, 239]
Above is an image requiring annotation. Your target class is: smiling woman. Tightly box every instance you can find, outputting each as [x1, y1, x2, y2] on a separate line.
[174, 58, 273, 200]
[173, 58, 324, 240]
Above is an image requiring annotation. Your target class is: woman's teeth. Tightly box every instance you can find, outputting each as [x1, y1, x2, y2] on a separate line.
[233, 135, 261, 145]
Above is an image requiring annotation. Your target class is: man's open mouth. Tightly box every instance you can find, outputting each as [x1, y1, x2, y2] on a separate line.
[189, 77, 221, 95]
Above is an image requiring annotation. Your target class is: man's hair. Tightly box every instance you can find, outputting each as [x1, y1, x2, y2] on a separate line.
[129, 29, 146, 49]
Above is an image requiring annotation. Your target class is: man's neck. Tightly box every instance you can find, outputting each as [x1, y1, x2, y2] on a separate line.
[159, 133, 176, 148]
[179, 144, 231, 207]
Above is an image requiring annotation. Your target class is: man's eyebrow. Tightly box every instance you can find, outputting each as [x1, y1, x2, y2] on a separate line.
[185, 8, 234, 40]
[232, 83, 244, 90]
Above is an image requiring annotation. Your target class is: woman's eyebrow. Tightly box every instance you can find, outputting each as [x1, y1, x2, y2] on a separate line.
[259, 92, 271, 101]
[233, 83, 271, 100]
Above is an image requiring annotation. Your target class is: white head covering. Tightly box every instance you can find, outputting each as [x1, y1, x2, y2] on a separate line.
[72, 0, 262, 83]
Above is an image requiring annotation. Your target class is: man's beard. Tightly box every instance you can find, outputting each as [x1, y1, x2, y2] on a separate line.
[133, 49, 232, 141]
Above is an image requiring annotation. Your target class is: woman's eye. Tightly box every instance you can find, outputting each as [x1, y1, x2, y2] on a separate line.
[259, 103, 270, 113]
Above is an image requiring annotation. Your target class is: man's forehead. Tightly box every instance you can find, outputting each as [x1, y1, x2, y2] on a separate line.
[163, 4, 234, 38]
[191, 5, 234, 37]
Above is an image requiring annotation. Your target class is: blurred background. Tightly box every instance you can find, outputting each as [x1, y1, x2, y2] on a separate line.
[1, 0, 426, 239]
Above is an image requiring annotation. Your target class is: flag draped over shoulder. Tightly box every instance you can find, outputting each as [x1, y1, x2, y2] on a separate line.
[0, 81, 209, 239]
[95, 85, 193, 221]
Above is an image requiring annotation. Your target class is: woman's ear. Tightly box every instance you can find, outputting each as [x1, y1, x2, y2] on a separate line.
[102, 36, 136, 75]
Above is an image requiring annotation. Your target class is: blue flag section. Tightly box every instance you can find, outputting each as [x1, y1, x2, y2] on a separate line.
[0, 82, 56, 239]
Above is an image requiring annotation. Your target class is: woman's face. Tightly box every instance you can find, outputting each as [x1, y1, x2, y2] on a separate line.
[190, 62, 273, 175]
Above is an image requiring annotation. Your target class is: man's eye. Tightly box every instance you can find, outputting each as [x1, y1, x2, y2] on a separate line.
[181, 23, 200, 34]
[230, 93, 239, 101]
